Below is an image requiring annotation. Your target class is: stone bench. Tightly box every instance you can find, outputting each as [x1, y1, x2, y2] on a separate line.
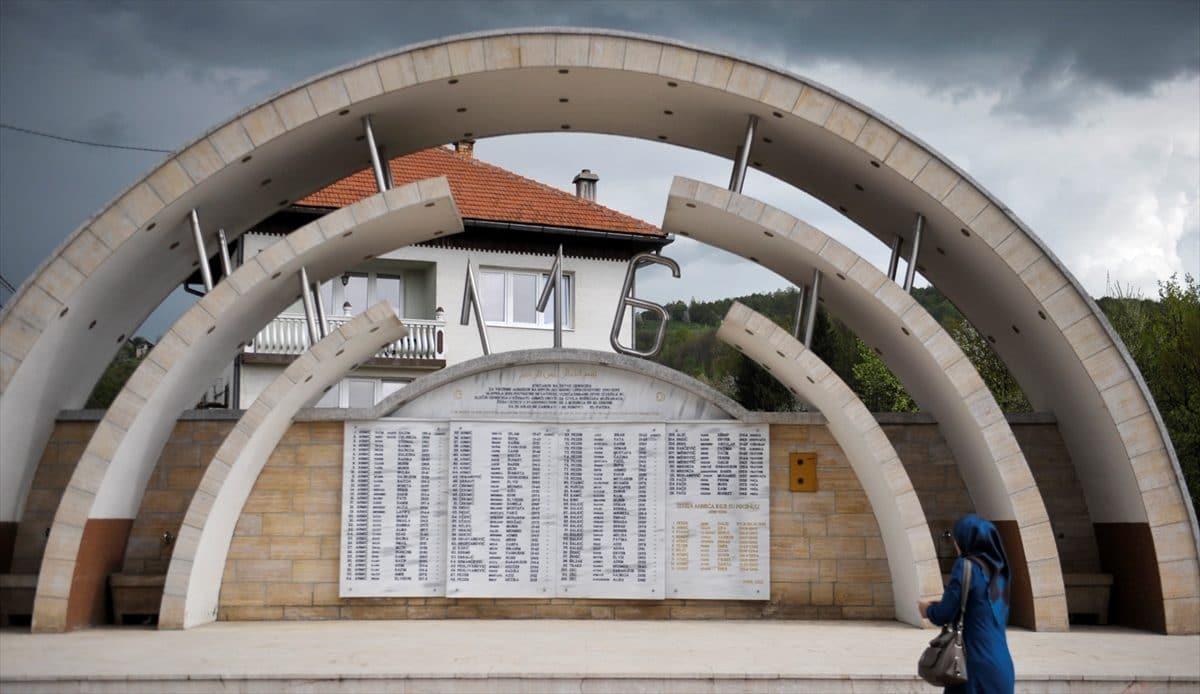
[938, 571, 1113, 625]
[110, 574, 165, 626]
[0, 574, 37, 626]
[1064, 573, 1113, 625]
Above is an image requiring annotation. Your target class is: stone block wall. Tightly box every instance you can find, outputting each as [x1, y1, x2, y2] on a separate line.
[8, 413, 1097, 625]
[882, 419, 1099, 576]
[9, 421, 97, 574]
[121, 421, 236, 575]
[215, 421, 894, 621]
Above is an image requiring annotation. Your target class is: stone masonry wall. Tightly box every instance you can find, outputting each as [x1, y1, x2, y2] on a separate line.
[11, 414, 1093, 623]
[883, 420, 1099, 577]
[215, 422, 894, 621]
[9, 421, 97, 574]
[121, 420, 237, 575]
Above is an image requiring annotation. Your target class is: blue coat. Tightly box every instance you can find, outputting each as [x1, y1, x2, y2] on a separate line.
[926, 557, 1016, 694]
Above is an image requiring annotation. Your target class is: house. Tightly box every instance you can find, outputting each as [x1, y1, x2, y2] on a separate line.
[230, 142, 669, 409]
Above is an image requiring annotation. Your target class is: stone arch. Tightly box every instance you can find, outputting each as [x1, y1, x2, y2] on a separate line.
[719, 302, 942, 626]
[31, 180, 460, 631]
[666, 177, 1065, 630]
[159, 303, 406, 629]
[1, 28, 1192, 631]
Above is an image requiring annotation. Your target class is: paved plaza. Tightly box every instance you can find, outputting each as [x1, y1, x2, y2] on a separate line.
[2, 619, 1197, 692]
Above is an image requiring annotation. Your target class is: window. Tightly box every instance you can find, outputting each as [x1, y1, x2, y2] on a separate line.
[537, 273, 572, 328]
[375, 275, 403, 313]
[341, 273, 368, 316]
[346, 379, 376, 408]
[378, 379, 409, 402]
[480, 267, 573, 329]
[314, 383, 340, 408]
[311, 377, 409, 408]
[479, 271, 506, 322]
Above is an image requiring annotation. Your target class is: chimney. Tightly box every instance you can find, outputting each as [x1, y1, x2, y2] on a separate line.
[573, 169, 599, 201]
[454, 139, 475, 159]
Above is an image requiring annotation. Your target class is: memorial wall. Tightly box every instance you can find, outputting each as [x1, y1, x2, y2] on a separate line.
[13, 412, 1084, 623]
[338, 363, 770, 602]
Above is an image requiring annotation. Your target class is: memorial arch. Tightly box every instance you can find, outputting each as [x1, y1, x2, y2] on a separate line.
[1, 28, 1195, 633]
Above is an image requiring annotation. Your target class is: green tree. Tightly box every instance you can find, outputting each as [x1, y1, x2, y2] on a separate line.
[85, 337, 153, 408]
[851, 339, 916, 412]
[949, 320, 1032, 412]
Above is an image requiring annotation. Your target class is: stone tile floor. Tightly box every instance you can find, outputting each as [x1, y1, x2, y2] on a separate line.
[1, 620, 1197, 692]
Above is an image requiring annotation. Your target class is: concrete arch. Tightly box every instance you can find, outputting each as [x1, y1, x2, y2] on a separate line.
[31, 179, 461, 632]
[159, 303, 406, 630]
[0, 28, 1192, 630]
[719, 302, 942, 627]
[666, 177, 1066, 630]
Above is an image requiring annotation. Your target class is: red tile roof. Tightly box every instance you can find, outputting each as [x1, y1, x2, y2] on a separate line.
[298, 146, 662, 237]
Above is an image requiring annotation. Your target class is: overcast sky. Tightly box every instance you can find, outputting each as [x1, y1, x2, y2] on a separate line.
[1, 0, 1197, 338]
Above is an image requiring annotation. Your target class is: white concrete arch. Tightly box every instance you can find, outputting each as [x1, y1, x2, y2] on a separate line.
[0, 28, 1192, 630]
[31, 179, 461, 632]
[666, 177, 1066, 630]
[159, 303, 406, 630]
[719, 302, 942, 627]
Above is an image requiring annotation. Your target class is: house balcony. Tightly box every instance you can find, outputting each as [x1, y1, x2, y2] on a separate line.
[243, 313, 446, 366]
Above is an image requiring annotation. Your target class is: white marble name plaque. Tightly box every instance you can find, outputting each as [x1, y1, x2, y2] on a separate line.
[666, 423, 770, 600]
[340, 420, 449, 597]
[556, 423, 666, 599]
[446, 422, 559, 598]
[341, 419, 766, 600]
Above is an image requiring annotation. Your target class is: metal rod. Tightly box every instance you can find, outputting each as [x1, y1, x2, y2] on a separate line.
[536, 245, 564, 348]
[728, 114, 759, 193]
[380, 147, 394, 190]
[460, 260, 491, 355]
[311, 282, 329, 338]
[189, 209, 213, 292]
[903, 214, 924, 293]
[362, 115, 388, 193]
[887, 236, 903, 281]
[217, 228, 233, 278]
[791, 285, 807, 339]
[803, 269, 821, 348]
[299, 267, 320, 346]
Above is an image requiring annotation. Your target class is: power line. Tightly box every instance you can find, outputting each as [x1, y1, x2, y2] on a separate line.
[0, 122, 170, 153]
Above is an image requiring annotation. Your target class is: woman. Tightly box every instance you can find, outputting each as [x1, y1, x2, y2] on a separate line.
[919, 514, 1016, 694]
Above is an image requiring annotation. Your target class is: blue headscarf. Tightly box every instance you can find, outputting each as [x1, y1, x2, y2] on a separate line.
[953, 514, 1011, 625]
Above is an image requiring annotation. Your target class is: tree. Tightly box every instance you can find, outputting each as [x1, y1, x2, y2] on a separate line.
[949, 320, 1031, 413]
[85, 337, 153, 409]
[851, 339, 916, 412]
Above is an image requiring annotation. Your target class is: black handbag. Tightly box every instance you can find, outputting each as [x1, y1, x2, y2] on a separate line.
[918, 559, 973, 687]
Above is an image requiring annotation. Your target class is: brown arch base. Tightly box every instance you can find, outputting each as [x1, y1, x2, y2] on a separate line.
[51, 519, 132, 632]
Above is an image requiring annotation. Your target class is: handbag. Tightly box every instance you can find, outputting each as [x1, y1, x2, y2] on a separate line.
[918, 558, 973, 687]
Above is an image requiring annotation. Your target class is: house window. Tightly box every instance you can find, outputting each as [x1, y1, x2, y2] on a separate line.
[376, 275, 403, 313]
[311, 377, 411, 408]
[314, 383, 340, 408]
[341, 273, 369, 316]
[480, 267, 573, 329]
[346, 379, 376, 408]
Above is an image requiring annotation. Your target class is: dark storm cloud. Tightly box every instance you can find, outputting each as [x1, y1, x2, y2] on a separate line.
[1, 0, 1196, 328]
[5, 1, 1198, 116]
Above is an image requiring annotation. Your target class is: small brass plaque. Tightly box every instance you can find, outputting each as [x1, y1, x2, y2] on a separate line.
[789, 452, 817, 492]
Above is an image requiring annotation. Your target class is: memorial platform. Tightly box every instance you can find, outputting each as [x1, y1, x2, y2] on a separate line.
[2, 620, 1197, 692]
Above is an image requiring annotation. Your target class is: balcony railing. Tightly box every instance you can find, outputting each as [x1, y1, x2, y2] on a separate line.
[246, 314, 445, 360]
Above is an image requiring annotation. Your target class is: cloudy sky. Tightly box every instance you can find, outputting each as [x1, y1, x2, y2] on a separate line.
[1, 0, 1197, 337]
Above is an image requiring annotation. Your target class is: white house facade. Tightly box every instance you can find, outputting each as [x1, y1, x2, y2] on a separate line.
[229, 144, 668, 408]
